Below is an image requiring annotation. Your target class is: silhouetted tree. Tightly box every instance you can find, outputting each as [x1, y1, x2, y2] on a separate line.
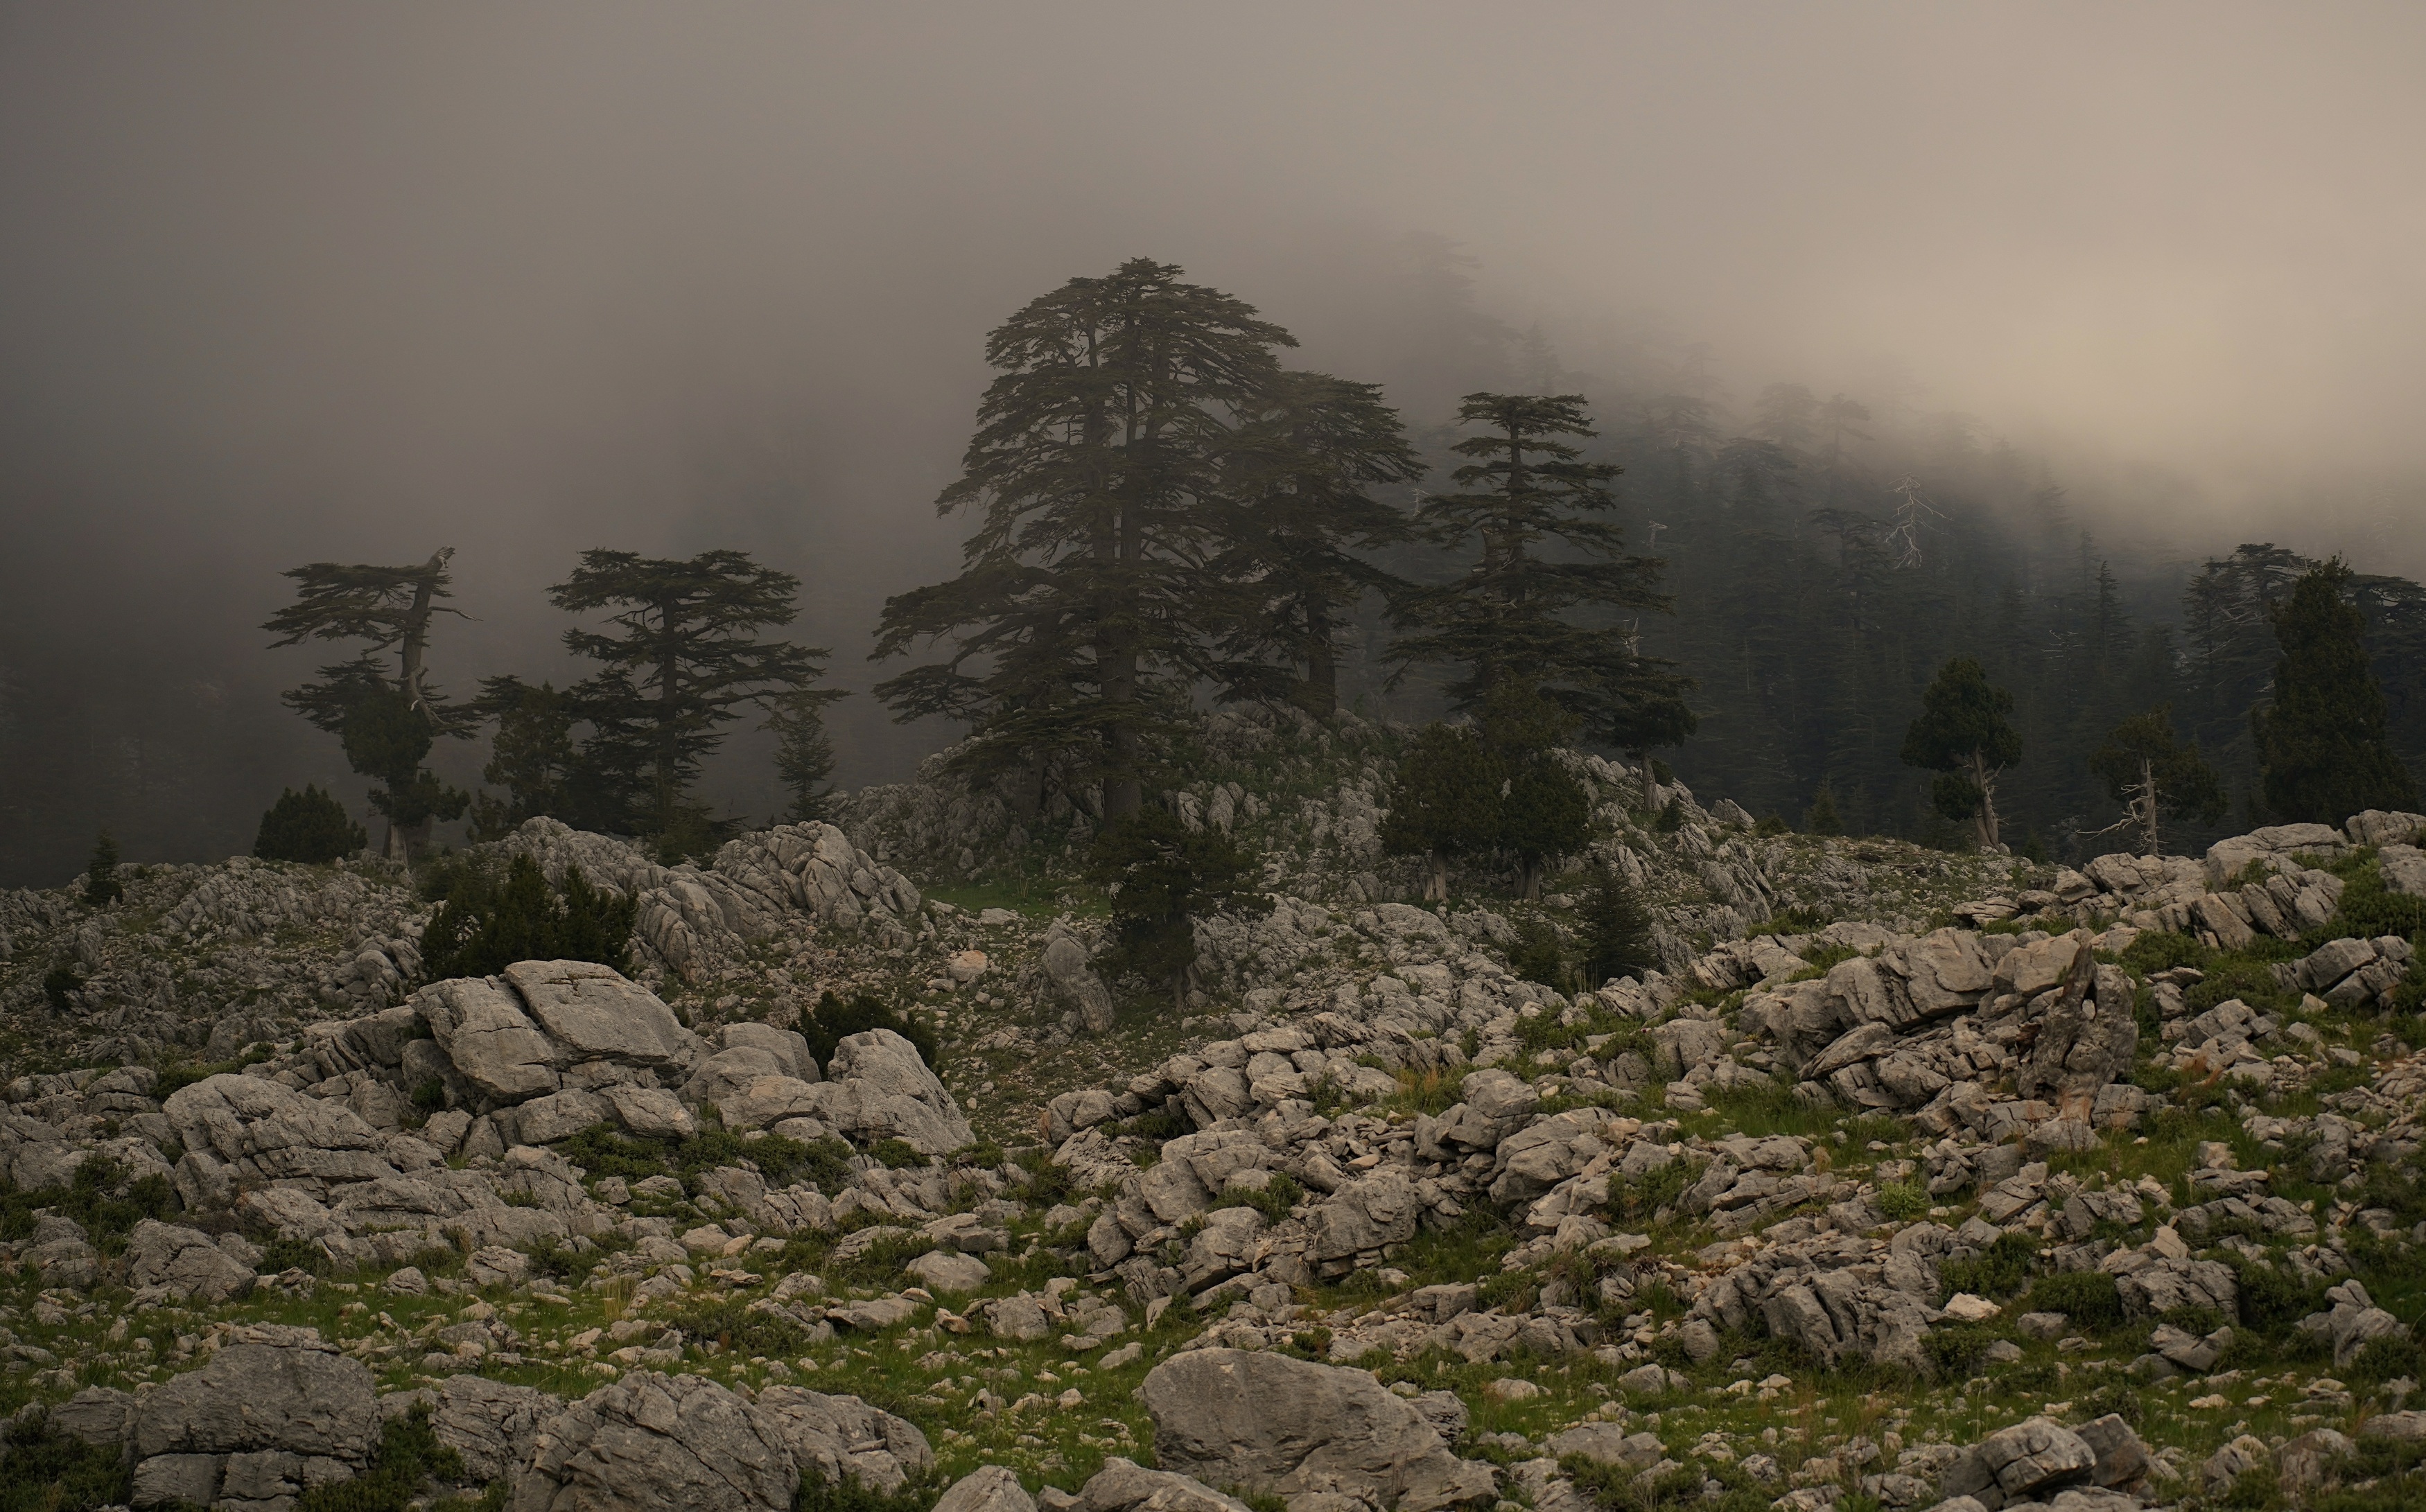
[82, 831, 121, 906]
[1393, 393, 1671, 720]
[2252, 559, 2419, 825]
[264, 548, 469, 860]
[1381, 723, 1502, 902]
[1085, 807, 1271, 1012]
[876, 258, 1295, 822]
[1901, 657, 2023, 850]
[254, 785, 367, 863]
[1578, 860, 1659, 985]
[2088, 707, 2226, 856]
[1209, 371, 1422, 717]
[765, 687, 845, 824]
[551, 549, 833, 849]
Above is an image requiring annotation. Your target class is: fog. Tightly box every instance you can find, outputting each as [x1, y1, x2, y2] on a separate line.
[5, 3, 2424, 881]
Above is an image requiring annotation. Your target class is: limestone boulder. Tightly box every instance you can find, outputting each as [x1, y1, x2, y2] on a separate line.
[1142, 1348, 1496, 1511]
[509, 1373, 801, 1512]
[123, 1219, 258, 1303]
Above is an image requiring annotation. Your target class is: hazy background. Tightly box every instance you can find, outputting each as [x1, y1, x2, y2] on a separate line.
[5, 3, 2423, 884]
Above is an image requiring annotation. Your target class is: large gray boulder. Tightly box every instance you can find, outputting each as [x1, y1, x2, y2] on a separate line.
[1076, 1457, 1253, 1512]
[934, 1466, 1036, 1512]
[503, 959, 704, 1071]
[1141, 1348, 1496, 1511]
[1310, 1168, 1423, 1264]
[1043, 924, 1118, 1035]
[123, 1219, 258, 1303]
[130, 1327, 379, 1505]
[510, 1373, 801, 1512]
[423, 1375, 556, 1484]
[753, 1387, 934, 1493]
[162, 1073, 399, 1202]
[414, 977, 564, 1104]
[804, 1029, 972, 1154]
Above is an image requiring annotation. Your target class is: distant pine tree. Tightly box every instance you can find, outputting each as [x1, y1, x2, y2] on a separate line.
[1804, 783, 1843, 836]
[765, 687, 846, 825]
[1481, 681, 1591, 900]
[253, 785, 367, 864]
[1901, 658, 2023, 850]
[82, 831, 123, 906]
[2252, 560, 2420, 825]
[1578, 860, 1659, 986]
[1085, 807, 1271, 1012]
[2089, 706, 2226, 856]
[263, 548, 471, 861]
[550, 549, 835, 847]
[1381, 723, 1503, 902]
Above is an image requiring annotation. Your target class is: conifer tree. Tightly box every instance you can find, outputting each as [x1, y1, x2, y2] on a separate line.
[1478, 680, 1593, 899]
[1208, 371, 1423, 717]
[466, 678, 582, 839]
[550, 549, 834, 847]
[764, 687, 845, 824]
[1804, 783, 1843, 836]
[1084, 807, 1271, 1012]
[1901, 657, 2023, 850]
[1391, 393, 1673, 721]
[875, 259, 1295, 822]
[2089, 707, 2226, 856]
[264, 548, 470, 861]
[254, 785, 367, 863]
[1578, 860, 1659, 985]
[1380, 723, 1502, 902]
[82, 831, 122, 907]
[2252, 559, 2420, 824]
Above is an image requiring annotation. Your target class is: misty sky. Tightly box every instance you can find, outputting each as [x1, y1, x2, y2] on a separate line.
[4, 3, 2424, 845]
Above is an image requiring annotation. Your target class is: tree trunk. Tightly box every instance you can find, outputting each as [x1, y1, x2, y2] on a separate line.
[2138, 756, 2162, 857]
[1969, 751, 2001, 850]
[1302, 596, 1337, 719]
[1424, 851, 1448, 902]
[396, 547, 454, 719]
[1003, 758, 1045, 821]
[1521, 858, 1544, 901]
[655, 600, 682, 834]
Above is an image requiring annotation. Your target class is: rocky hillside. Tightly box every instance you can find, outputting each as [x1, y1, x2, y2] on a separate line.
[0, 715, 2423, 1512]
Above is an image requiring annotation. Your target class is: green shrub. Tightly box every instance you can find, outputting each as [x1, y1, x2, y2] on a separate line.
[1212, 1173, 1304, 1224]
[296, 1404, 465, 1512]
[1874, 1180, 1930, 1222]
[1925, 1322, 2001, 1377]
[1939, 1233, 2038, 1299]
[155, 1046, 273, 1100]
[259, 1236, 326, 1275]
[866, 1139, 926, 1170]
[2023, 1269, 2123, 1329]
[1510, 915, 1567, 988]
[42, 965, 84, 1010]
[0, 1414, 130, 1512]
[2313, 859, 2426, 949]
[254, 785, 367, 865]
[2348, 1335, 2425, 1387]
[2118, 930, 2210, 976]
[420, 855, 634, 981]
[2223, 1252, 2321, 1335]
[803, 992, 941, 1073]
[672, 1295, 815, 1357]
[795, 1466, 946, 1512]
